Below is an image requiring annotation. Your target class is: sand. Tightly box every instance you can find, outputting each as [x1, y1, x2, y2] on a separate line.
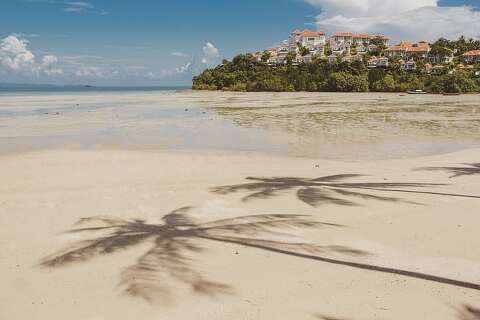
[1, 91, 480, 319]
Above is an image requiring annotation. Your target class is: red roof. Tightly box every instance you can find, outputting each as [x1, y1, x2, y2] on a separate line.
[334, 32, 354, 37]
[353, 33, 371, 39]
[294, 29, 325, 36]
[464, 50, 480, 56]
[385, 41, 430, 53]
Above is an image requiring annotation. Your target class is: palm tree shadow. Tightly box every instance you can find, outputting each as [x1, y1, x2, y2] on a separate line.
[41, 207, 480, 305]
[315, 315, 350, 320]
[211, 174, 479, 207]
[417, 163, 480, 178]
[40, 207, 350, 303]
[458, 305, 480, 320]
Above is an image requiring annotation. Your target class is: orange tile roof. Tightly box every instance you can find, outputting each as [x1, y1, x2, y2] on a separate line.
[334, 32, 354, 37]
[464, 50, 480, 56]
[353, 33, 371, 39]
[385, 41, 430, 52]
[298, 29, 325, 37]
[295, 29, 325, 36]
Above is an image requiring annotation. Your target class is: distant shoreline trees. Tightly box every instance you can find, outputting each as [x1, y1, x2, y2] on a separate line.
[193, 37, 480, 94]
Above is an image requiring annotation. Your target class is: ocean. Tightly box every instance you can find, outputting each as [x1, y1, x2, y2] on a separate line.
[0, 84, 191, 93]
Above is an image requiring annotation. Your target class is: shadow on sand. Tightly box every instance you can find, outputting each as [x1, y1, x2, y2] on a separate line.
[315, 315, 349, 320]
[40, 207, 351, 302]
[458, 305, 480, 320]
[41, 207, 480, 304]
[211, 174, 480, 207]
[417, 163, 480, 178]
[316, 305, 480, 320]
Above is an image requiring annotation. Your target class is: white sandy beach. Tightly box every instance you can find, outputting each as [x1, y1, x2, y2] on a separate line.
[1, 91, 479, 320]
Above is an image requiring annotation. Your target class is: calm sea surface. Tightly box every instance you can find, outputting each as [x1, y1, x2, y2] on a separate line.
[1, 90, 479, 160]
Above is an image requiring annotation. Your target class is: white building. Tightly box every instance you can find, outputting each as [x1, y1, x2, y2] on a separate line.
[289, 29, 326, 51]
[464, 50, 480, 64]
[332, 43, 351, 55]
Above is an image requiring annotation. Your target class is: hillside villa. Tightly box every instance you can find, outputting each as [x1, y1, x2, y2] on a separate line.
[464, 50, 480, 64]
[384, 41, 431, 59]
[253, 29, 479, 73]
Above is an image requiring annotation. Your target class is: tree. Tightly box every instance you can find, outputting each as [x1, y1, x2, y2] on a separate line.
[298, 45, 310, 57]
[285, 52, 297, 66]
[261, 51, 272, 63]
[192, 37, 480, 93]
[324, 42, 333, 56]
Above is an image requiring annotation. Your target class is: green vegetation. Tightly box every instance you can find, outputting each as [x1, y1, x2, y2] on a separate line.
[193, 37, 480, 94]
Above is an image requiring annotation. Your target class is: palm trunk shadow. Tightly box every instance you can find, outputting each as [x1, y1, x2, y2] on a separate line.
[457, 305, 480, 320]
[40, 208, 480, 306]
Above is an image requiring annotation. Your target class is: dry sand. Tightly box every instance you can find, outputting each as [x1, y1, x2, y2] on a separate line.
[1, 148, 480, 320]
[1, 91, 480, 319]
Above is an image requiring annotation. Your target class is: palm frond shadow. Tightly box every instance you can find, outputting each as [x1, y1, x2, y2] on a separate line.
[458, 305, 480, 320]
[417, 163, 480, 178]
[315, 315, 350, 320]
[40, 208, 350, 303]
[40, 207, 480, 305]
[211, 174, 480, 207]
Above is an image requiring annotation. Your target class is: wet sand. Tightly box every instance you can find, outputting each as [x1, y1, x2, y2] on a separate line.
[1, 91, 480, 159]
[1, 91, 479, 319]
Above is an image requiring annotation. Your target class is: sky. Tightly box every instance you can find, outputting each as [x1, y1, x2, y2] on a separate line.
[1, 0, 479, 86]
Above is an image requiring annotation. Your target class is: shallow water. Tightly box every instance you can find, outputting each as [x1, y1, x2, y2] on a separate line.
[0, 90, 479, 160]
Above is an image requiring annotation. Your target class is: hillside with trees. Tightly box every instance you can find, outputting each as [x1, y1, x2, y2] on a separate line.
[193, 37, 480, 94]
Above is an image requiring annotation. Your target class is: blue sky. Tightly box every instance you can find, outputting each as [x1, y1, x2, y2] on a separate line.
[0, 0, 479, 85]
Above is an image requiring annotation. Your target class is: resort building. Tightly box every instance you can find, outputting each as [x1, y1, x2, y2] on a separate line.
[377, 57, 389, 68]
[332, 43, 351, 55]
[352, 34, 371, 45]
[371, 35, 390, 46]
[464, 50, 480, 64]
[384, 41, 431, 60]
[355, 44, 369, 54]
[331, 33, 389, 46]
[368, 56, 389, 68]
[404, 60, 417, 71]
[341, 54, 363, 63]
[427, 52, 454, 64]
[289, 29, 326, 50]
[332, 32, 354, 45]
[368, 56, 379, 68]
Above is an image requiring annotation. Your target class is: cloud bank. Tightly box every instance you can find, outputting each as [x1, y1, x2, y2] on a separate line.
[0, 35, 61, 77]
[0, 34, 220, 85]
[305, 0, 480, 41]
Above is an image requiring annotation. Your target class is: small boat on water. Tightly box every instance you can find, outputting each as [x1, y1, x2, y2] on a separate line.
[442, 92, 461, 96]
[407, 89, 427, 94]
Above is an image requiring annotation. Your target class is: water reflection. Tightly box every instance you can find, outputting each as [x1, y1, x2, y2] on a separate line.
[1, 91, 479, 159]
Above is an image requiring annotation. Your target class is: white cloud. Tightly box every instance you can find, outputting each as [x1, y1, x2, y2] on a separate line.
[64, 1, 93, 8]
[305, 0, 480, 41]
[201, 42, 219, 64]
[61, 1, 109, 15]
[42, 55, 58, 66]
[0, 35, 216, 84]
[63, 1, 93, 12]
[171, 51, 189, 57]
[44, 68, 64, 76]
[74, 66, 108, 78]
[64, 7, 81, 12]
[0, 34, 60, 76]
[0, 35, 36, 72]
[175, 62, 191, 73]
